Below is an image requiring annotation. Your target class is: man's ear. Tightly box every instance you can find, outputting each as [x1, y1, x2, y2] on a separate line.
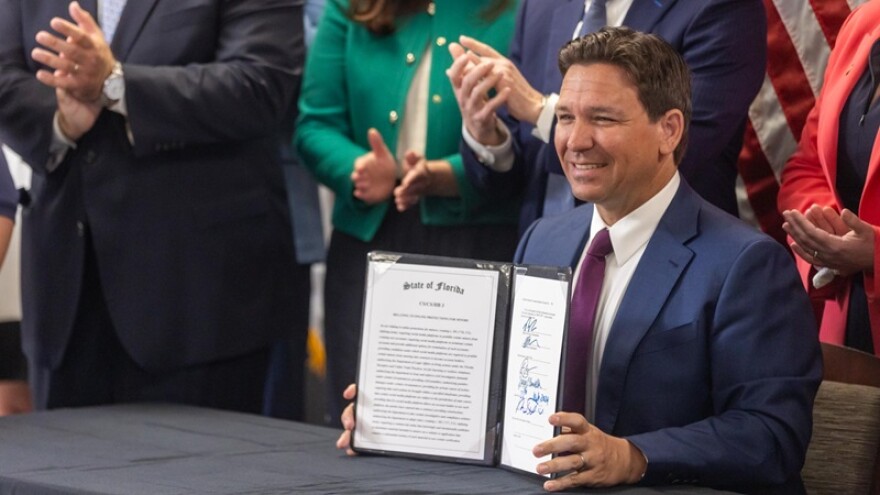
[657, 109, 684, 157]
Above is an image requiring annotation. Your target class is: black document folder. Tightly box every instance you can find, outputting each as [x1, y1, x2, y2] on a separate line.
[352, 251, 572, 476]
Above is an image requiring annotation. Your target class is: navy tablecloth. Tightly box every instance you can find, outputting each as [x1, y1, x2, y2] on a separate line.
[0, 404, 737, 494]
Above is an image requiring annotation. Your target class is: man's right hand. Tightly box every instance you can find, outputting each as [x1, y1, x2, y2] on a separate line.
[447, 42, 509, 146]
[32, 1, 116, 104]
[457, 35, 545, 126]
[336, 383, 358, 456]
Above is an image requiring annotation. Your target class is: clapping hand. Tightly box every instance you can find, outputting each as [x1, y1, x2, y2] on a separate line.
[31, 2, 111, 140]
[393, 151, 430, 212]
[782, 205, 875, 276]
[351, 129, 398, 205]
[447, 41, 509, 146]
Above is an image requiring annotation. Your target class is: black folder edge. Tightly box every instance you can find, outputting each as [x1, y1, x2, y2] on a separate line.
[351, 251, 572, 481]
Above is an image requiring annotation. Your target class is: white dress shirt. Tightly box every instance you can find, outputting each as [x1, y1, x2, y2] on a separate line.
[576, 172, 680, 422]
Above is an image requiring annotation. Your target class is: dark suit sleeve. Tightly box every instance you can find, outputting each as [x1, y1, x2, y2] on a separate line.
[627, 238, 821, 488]
[124, 0, 304, 158]
[0, 0, 61, 173]
[674, 0, 766, 206]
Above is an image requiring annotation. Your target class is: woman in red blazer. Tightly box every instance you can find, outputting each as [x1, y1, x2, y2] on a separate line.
[779, 0, 880, 356]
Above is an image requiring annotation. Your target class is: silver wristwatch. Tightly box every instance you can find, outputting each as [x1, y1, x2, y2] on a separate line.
[102, 61, 125, 107]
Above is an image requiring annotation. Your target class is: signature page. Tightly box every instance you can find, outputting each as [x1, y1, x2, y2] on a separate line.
[353, 257, 500, 461]
[500, 271, 569, 475]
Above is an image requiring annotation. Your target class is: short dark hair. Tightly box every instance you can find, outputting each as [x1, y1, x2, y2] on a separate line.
[558, 27, 692, 164]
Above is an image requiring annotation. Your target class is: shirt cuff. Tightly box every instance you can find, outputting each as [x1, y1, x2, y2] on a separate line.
[48, 112, 77, 172]
[530, 93, 559, 144]
[107, 91, 128, 118]
[461, 119, 514, 172]
[108, 88, 135, 144]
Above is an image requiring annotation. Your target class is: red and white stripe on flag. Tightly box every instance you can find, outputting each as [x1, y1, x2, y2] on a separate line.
[736, 0, 867, 244]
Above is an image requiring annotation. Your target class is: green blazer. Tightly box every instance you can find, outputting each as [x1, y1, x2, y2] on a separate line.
[295, 0, 520, 242]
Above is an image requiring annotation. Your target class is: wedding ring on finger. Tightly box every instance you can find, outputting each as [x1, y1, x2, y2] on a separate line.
[72, 64, 80, 74]
[577, 453, 587, 472]
[813, 249, 820, 260]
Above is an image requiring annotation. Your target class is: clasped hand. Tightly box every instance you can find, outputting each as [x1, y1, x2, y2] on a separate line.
[446, 35, 544, 146]
[31, 1, 116, 140]
[351, 129, 433, 211]
[782, 205, 875, 276]
[336, 385, 646, 491]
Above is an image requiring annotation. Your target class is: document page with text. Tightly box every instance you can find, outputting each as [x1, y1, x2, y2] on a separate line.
[353, 255, 501, 462]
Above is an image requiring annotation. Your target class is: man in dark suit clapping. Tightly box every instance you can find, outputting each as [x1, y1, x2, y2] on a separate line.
[0, 0, 305, 412]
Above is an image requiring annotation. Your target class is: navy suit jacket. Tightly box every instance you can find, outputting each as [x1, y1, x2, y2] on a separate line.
[0, 0, 304, 371]
[514, 181, 821, 494]
[464, 0, 766, 233]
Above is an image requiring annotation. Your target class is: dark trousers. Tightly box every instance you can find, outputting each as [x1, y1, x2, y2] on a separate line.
[0, 321, 26, 380]
[323, 207, 517, 422]
[31, 242, 270, 414]
[845, 274, 874, 354]
[262, 261, 311, 421]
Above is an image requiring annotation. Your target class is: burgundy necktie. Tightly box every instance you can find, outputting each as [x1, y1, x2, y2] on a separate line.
[562, 228, 613, 414]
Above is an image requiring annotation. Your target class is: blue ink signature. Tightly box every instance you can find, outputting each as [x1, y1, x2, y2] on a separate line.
[521, 317, 539, 349]
[515, 357, 549, 416]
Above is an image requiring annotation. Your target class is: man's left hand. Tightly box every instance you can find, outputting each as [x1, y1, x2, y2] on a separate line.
[533, 412, 646, 491]
[0, 380, 33, 416]
[56, 87, 102, 141]
[32, 1, 115, 103]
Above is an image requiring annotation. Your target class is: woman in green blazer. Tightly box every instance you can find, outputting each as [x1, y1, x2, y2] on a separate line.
[295, 0, 520, 421]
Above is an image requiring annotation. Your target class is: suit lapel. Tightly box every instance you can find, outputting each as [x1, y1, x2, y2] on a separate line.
[538, 205, 593, 267]
[109, 0, 160, 60]
[544, 0, 585, 91]
[569, 207, 593, 267]
[593, 182, 698, 433]
[622, 0, 677, 31]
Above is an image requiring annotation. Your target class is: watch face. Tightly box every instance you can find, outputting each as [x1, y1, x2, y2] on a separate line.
[103, 65, 124, 102]
[105, 78, 123, 101]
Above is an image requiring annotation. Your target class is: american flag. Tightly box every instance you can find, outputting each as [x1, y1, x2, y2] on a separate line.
[736, 0, 867, 243]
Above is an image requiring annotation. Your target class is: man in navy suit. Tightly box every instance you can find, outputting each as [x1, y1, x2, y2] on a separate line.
[447, 0, 766, 233]
[513, 28, 820, 493]
[0, 0, 304, 412]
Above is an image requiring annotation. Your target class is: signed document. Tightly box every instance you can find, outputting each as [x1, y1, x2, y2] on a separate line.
[500, 269, 570, 474]
[352, 252, 571, 475]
